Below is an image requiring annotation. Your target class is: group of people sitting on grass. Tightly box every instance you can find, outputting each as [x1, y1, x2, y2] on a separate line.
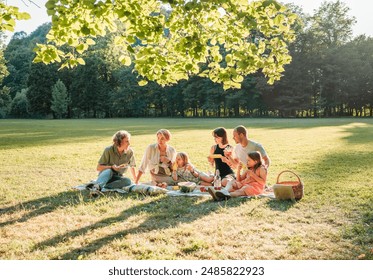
[88, 125, 270, 201]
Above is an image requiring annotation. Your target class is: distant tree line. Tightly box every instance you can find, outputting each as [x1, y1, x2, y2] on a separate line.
[0, 1, 372, 119]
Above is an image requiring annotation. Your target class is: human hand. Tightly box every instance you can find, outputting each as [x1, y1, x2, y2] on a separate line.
[224, 146, 233, 157]
[111, 165, 121, 171]
[237, 162, 243, 170]
[207, 156, 214, 167]
[160, 155, 170, 164]
[185, 164, 193, 171]
[221, 156, 229, 164]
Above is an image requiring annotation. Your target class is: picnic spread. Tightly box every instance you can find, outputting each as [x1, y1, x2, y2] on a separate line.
[72, 182, 276, 199]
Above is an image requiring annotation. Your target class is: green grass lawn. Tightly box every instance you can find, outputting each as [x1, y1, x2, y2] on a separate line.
[0, 118, 372, 260]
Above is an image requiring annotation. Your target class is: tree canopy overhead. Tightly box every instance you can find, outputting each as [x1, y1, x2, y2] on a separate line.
[4, 0, 298, 89]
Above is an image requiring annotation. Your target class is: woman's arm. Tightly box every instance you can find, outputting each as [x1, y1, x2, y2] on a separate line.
[208, 145, 215, 166]
[130, 167, 136, 182]
[135, 170, 143, 184]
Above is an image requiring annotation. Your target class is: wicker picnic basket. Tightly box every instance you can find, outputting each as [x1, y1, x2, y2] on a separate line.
[273, 170, 304, 200]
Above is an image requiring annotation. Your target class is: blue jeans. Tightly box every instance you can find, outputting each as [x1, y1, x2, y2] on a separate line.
[95, 169, 132, 189]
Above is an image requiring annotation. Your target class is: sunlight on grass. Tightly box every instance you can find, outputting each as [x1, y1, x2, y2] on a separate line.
[0, 118, 372, 260]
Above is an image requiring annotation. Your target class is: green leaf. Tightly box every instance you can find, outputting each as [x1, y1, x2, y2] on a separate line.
[81, 26, 90, 35]
[127, 45, 135, 53]
[185, 64, 193, 71]
[136, 32, 145, 40]
[17, 12, 31, 20]
[226, 54, 232, 63]
[76, 44, 85, 54]
[47, 9, 55, 16]
[77, 58, 86, 65]
[45, 1, 56, 10]
[232, 75, 244, 83]
[86, 38, 95, 45]
[138, 80, 148, 86]
[119, 55, 131, 66]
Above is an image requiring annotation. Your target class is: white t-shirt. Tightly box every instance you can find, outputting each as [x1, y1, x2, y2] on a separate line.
[234, 140, 267, 164]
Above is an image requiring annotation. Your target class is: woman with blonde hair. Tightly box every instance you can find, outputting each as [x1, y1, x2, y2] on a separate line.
[135, 129, 176, 186]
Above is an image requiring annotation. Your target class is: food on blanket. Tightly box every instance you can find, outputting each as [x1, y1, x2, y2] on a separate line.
[171, 185, 180, 190]
[208, 154, 223, 159]
[199, 186, 208, 192]
[178, 182, 196, 193]
[157, 182, 168, 188]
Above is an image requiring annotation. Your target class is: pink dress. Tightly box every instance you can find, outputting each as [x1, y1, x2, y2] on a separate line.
[236, 167, 266, 196]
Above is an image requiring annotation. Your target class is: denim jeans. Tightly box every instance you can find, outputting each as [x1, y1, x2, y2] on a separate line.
[95, 169, 132, 189]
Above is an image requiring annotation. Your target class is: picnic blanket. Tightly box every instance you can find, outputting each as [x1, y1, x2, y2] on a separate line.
[72, 183, 275, 199]
[73, 184, 128, 193]
[72, 183, 166, 195]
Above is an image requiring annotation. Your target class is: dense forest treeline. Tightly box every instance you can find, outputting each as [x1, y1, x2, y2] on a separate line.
[0, 1, 372, 119]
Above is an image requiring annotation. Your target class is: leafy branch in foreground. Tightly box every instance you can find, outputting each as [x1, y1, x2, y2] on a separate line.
[34, 0, 298, 89]
[0, 1, 31, 32]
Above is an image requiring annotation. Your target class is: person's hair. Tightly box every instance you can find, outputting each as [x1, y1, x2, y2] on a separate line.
[112, 130, 131, 146]
[248, 151, 263, 172]
[176, 152, 190, 165]
[234, 125, 247, 137]
[157, 129, 171, 141]
[212, 127, 228, 145]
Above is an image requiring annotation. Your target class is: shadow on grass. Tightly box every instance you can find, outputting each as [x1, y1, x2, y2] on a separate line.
[265, 200, 297, 212]
[31, 193, 252, 259]
[341, 122, 373, 145]
[0, 191, 85, 228]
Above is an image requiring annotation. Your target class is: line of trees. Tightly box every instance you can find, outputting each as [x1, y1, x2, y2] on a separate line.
[0, 1, 372, 119]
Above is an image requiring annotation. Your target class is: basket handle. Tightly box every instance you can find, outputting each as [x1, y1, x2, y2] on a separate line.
[276, 170, 302, 184]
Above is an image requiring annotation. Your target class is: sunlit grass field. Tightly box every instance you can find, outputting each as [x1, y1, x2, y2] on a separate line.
[0, 118, 372, 260]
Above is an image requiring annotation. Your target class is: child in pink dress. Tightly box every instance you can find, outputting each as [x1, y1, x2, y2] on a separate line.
[214, 151, 267, 199]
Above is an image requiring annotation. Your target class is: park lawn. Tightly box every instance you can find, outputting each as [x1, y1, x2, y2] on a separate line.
[0, 118, 372, 260]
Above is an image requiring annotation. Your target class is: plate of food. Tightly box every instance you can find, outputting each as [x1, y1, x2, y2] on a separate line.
[178, 182, 196, 193]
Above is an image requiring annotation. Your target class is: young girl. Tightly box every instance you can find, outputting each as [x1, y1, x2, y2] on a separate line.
[172, 152, 212, 185]
[213, 151, 267, 200]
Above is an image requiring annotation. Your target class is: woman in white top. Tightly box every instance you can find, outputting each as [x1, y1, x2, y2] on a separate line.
[135, 129, 176, 186]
